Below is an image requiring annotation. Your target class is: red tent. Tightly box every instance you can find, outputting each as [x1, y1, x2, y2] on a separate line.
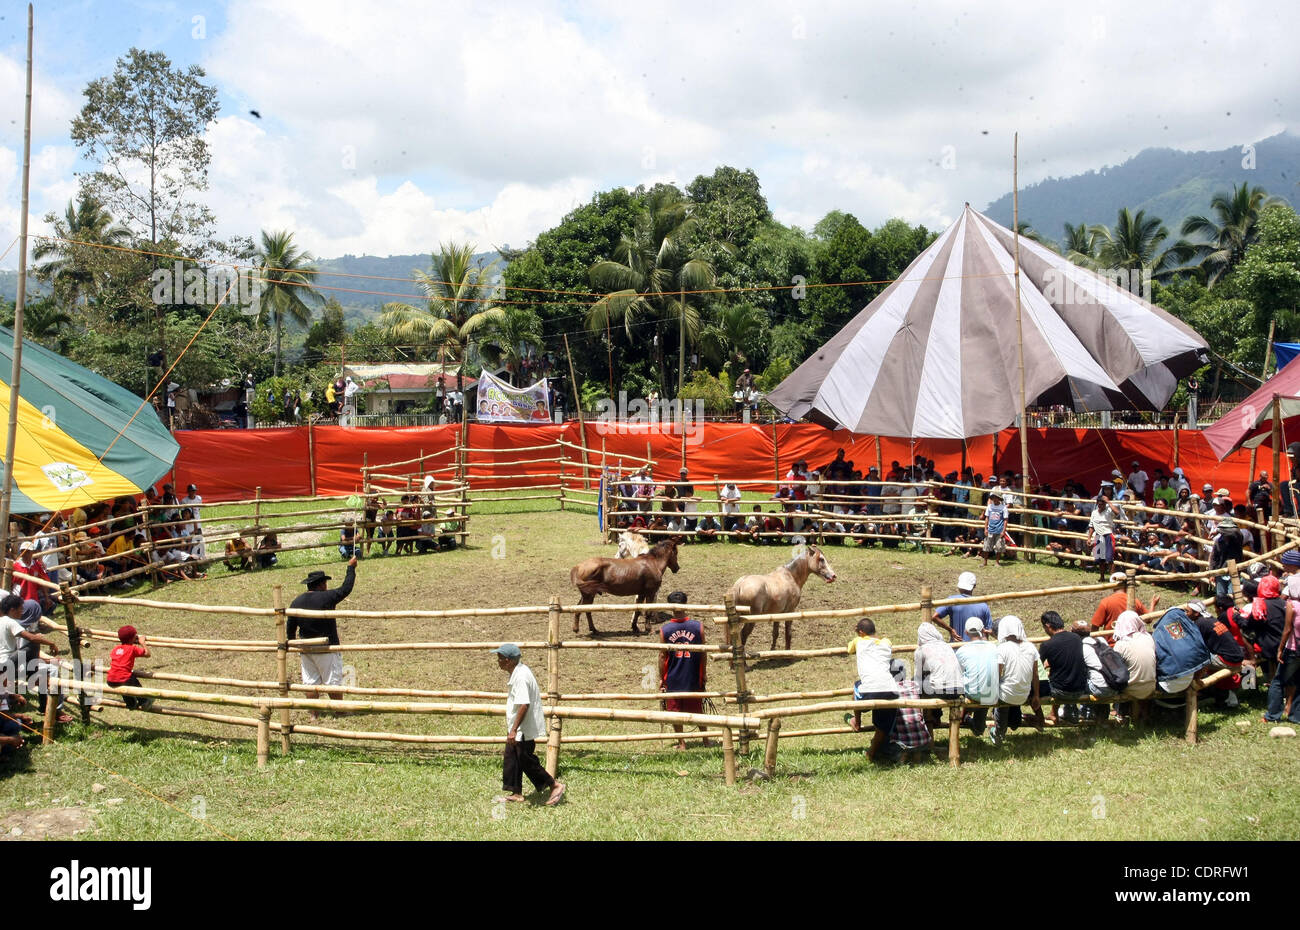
[1202, 362, 1300, 460]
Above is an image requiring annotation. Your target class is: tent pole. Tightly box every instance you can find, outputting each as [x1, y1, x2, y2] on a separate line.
[0, 5, 34, 586]
[1012, 133, 1031, 525]
[1272, 393, 1282, 519]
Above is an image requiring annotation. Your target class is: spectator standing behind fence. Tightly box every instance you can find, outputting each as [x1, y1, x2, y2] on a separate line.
[1087, 493, 1122, 582]
[659, 591, 710, 751]
[981, 491, 1008, 566]
[1091, 572, 1159, 631]
[287, 558, 356, 720]
[932, 572, 991, 642]
[493, 643, 565, 806]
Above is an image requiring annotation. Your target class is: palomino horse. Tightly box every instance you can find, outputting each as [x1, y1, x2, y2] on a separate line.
[616, 530, 650, 559]
[730, 544, 836, 650]
[570, 538, 681, 635]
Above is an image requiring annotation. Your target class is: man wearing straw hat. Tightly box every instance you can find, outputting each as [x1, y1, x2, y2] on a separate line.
[288, 556, 357, 720]
[493, 643, 565, 806]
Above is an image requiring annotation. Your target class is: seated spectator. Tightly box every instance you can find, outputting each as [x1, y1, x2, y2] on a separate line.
[1038, 611, 1088, 723]
[956, 618, 1001, 737]
[719, 482, 742, 532]
[437, 509, 459, 550]
[694, 514, 721, 543]
[373, 509, 393, 555]
[255, 532, 280, 569]
[11, 542, 55, 613]
[339, 519, 359, 559]
[991, 615, 1041, 743]
[1074, 620, 1119, 717]
[0, 593, 62, 716]
[415, 510, 437, 554]
[888, 660, 933, 763]
[1111, 610, 1157, 723]
[847, 618, 898, 761]
[1153, 603, 1212, 696]
[224, 536, 252, 571]
[1197, 594, 1246, 705]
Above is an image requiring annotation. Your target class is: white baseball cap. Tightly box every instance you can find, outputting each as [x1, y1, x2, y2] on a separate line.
[1109, 570, 1127, 584]
[964, 617, 985, 634]
[1184, 601, 1209, 617]
[957, 571, 977, 592]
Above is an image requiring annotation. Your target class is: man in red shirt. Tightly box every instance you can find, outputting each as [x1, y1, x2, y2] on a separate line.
[11, 542, 54, 612]
[1090, 571, 1159, 631]
[105, 625, 153, 710]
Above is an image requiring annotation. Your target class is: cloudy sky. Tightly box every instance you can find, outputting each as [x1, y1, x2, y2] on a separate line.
[0, 0, 1294, 269]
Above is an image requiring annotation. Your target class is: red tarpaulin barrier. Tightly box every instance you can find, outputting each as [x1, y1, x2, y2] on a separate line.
[165, 422, 1267, 503]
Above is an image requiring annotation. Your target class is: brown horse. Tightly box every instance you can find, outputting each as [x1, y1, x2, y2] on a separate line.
[570, 538, 681, 635]
[730, 544, 836, 650]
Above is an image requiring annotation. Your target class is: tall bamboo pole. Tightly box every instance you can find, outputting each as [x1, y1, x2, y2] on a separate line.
[546, 595, 562, 775]
[562, 334, 592, 489]
[273, 584, 291, 754]
[60, 582, 90, 726]
[0, 6, 35, 584]
[1012, 134, 1031, 525]
[1272, 394, 1282, 520]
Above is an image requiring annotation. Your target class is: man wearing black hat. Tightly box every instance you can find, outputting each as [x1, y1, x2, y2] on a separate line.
[288, 556, 357, 718]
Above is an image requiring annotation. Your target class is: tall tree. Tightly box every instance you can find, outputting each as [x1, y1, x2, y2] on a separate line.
[70, 48, 221, 373]
[255, 230, 323, 377]
[379, 242, 506, 367]
[477, 308, 545, 385]
[32, 193, 131, 307]
[1091, 207, 1185, 284]
[1062, 221, 1100, 267]
[588, 187, 715, 394]
[1179, 183, 1282, 286]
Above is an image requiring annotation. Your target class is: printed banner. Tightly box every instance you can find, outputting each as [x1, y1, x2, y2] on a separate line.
[476, 371, 551, 423]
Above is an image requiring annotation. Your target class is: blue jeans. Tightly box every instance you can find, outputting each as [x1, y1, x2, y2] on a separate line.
[1265, 649, 1300, 722]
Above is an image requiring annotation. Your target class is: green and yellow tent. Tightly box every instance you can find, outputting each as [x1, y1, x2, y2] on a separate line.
[0, 327, 179, 513]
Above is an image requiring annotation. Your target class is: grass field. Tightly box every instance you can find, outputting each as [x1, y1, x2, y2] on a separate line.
[2, 500, 1297, 841]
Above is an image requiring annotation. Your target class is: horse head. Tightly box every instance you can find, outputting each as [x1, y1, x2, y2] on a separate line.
[664, 536, 683, 573]
[807, 544, 836, 582]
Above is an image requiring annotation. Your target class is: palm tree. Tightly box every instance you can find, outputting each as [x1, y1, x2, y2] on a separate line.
[32, 193, 131, 307]
[477, 308, 544, 385]
[379, 242, 506, 364]
[254, 230, 323, 376]
[587, 188, 715, 394]
[699, 303, 766, 374]
[1179, 183, 1281, 286]
[1062, 221, 1100, 267]
[1091, 208, 1185, 285]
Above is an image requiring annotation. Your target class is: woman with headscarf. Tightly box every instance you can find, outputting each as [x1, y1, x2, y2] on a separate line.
[1112, 609, 1157, 723]
[914, 621, 963, 736]
[990, 616, 1041, 745]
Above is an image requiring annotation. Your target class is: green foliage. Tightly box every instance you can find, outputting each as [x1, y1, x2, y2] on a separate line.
[756, 355, 794, 392]
[677, 369, 733, 414]
[303, 299, 347, 368]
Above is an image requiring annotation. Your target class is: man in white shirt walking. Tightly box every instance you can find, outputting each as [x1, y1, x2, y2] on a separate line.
[494, 643, 565, 806]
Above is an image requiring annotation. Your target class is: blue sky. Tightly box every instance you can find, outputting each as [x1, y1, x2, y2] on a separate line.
[1, 0, 1295, 269]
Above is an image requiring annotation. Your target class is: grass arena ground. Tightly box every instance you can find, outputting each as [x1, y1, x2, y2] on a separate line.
[2, 495, 1298, 841]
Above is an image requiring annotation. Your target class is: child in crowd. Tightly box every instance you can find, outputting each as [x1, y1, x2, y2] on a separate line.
[105, 625, 153, 711]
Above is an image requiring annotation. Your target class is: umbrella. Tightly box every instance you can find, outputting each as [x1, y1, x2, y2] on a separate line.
[766, 205, 1209, 439]
[1202, 362, 1300, 460]
[0, 326, 179, 513]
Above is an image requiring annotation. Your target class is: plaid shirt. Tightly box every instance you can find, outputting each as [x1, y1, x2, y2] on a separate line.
[891, 679, 933, 751]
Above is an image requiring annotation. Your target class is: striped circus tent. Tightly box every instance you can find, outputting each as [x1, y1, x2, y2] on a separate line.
[766, 205, 1209, 439]
[0, 327, 179, 513]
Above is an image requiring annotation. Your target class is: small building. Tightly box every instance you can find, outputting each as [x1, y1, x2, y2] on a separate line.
[345, 363, 477, 417]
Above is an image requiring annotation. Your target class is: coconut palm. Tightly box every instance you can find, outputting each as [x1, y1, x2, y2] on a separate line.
[379, 242, 505, 364]
[587, 188, 716, 394]
[1062, 221, 1100, 267]
[476, 308, 544, 385]
[32, 193, 131, 307]
[699, 302, 767, 374]
[1179, 183, 1282, 286]
[254, 230, 323, 376]
[1091, 208, 1185, 284]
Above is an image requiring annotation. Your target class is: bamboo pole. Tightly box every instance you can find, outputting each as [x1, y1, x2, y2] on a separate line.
[273, 584, 291, 755]
[1125, 570, 1136, 611]
[59, 583, 90, 726]
[772, 421, 780, 482]
[948, 712, 961, 767]
[875, 435, 883, 478]
[562, 334, 592, 490]
[546, 595, 561, 705]
[721, 726, 737, 786]
[1013, 136, 1030, 500]
[257, 706, 271, 769]
[1227, 558, 1245, 608]
[1184, 684, 1198, 745]
[545, 716, 562, 778]
[763, 717, 781, 777]
[1273, 394, 1283, 520]
[558, 454, 566, 510]
[36, 691, 58, 747]
[725, 591, 750, 753]
[253, 486, 262, 530]
[307, 422, 317, 496]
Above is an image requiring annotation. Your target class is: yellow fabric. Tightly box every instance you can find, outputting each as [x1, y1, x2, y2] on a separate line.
[0, 390, 143, 509]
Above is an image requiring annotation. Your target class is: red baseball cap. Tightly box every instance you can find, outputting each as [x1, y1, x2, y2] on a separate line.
[117, 625, 137, 643]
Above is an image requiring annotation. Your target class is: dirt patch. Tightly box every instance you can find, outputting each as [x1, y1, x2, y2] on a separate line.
[0, 807, 95, 840]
